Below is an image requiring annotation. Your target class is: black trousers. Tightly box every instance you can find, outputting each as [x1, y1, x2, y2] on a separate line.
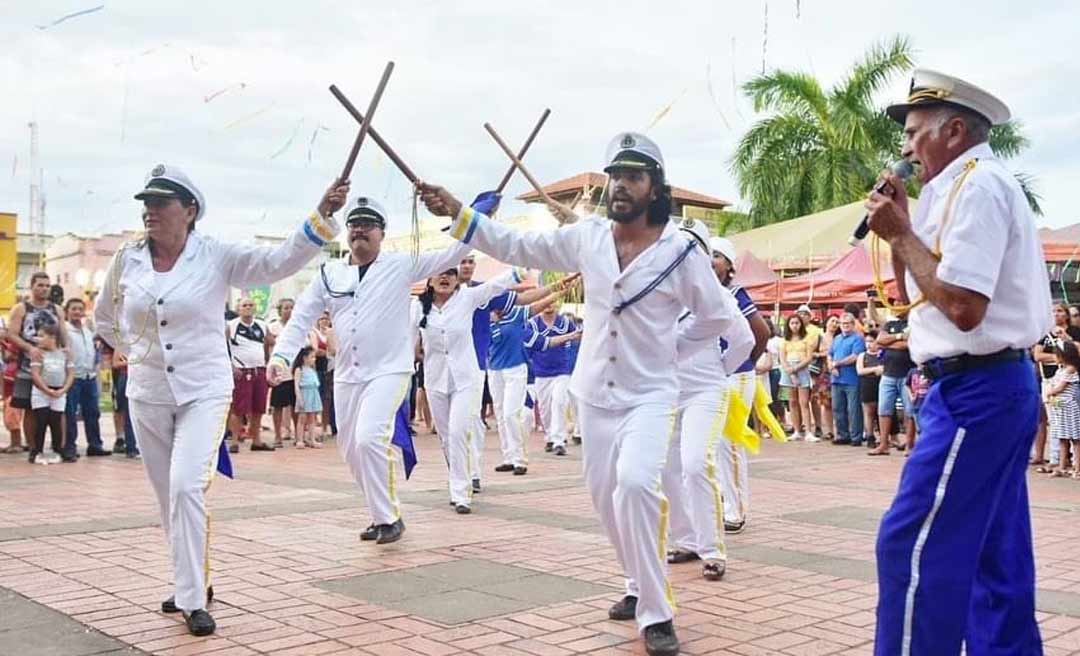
[31, 408, 64, 457]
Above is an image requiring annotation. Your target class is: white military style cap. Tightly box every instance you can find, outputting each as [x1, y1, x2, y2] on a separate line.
[678, 217, 710, 253]
[886, 68, 1011, 126]
[346, 196, 388, 229]
[134, 164, 206, 221]
[709, 236, 738, 268]
[604, 131, 665, 173]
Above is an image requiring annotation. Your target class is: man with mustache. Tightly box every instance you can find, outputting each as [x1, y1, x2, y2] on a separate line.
[419, 132, 752, 656]
[268, 196, 470, 545]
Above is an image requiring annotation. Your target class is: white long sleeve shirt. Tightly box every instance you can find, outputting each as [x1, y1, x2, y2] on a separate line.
[676, 310, 754, 395]
[420, 269, 522, 395]
[448, 207, 751, 410]
[94, 212, 339, 406]
[271, 241, 472, 384]
[906, 142, 1051, 363]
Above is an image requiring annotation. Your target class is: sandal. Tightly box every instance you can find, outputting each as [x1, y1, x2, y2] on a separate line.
[307, 440, 323, 449]
[2, 445, 23, 454]
[867, 449, 890, 457]
[295, 440, 307, 449]
[1036, 465, 1055, 474]
[1050, 469, 1066, 478]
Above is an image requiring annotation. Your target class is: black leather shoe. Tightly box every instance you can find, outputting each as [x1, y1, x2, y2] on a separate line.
[86, 447, 112, 457]
[376, 518, 405, 544]
[472, 478, 482, 493]
[643, 620, 679, 656]
[162, 586, 213, 614]
[455, 504, 472, 515]
[572, 436, 582, 445]
[183, 609, 216, 636]
[513, 466, 527, 476]
[553, 445, 567, 456]
[544, 442, 553, 452]
[360, 524, 380, 541]
[608, 595, 637, 621]
[724, 520, 746, 534]
[494, 463, 515, 472]
[666, 550, 700, 564]
[61, 454, 78, 463]
[112, 440, 126, 454]
[250, 442, 275, 452]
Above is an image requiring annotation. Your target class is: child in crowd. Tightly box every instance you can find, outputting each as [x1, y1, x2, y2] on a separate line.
[1046, 340, 1080, 478]
[293, 346, 323, 449]
[905, 368, 931, 456]
[856, 331, 884, 448]
[2, 344, 24, 453]
[28, 324, 73, 464]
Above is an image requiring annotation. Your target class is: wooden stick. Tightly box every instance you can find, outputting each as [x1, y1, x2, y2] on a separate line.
[339, 61, 394, 182]
[483, 122, 578, 224]
[494, 108, 551, 194]
[329, 84, 419, 184]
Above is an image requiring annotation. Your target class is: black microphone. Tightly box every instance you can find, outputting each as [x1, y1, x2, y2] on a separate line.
[849, 160, 915, 245]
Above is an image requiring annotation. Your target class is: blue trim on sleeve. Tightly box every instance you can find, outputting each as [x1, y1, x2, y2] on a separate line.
[303, 221, 328, 248]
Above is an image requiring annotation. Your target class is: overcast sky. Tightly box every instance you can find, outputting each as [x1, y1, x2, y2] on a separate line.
[1, 1, 1077, 242]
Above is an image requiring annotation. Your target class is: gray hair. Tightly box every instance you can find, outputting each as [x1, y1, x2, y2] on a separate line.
[930, 105, 991, 144]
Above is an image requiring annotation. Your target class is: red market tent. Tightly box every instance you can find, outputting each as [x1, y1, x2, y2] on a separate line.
[733, 251, 779, 287]
[743, 244, 898, 307]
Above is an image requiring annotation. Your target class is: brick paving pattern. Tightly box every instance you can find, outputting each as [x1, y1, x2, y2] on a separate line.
[3, 421, 1080, 655]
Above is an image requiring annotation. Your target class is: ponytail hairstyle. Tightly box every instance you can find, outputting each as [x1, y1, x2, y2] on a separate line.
[417, 282, 435, 329]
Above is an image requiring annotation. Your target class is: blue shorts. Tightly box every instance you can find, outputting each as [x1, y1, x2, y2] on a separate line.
[877, 374, 912, 417]
[780, 367, 812, 388]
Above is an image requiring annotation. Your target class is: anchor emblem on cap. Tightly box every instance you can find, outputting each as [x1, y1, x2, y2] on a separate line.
[681, 217, 694, 228]
[620, 134, 635, 148]
[357, 198, 368, 207]
[151, 164, 166, 177]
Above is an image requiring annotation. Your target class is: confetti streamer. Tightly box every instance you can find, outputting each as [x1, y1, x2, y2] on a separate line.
[224, 103, 275, 130]
[643, 88, 687, 132]
[762, 0, 769, 74]
[10, 155, 16, 179]
[270, 117, 305, 160]
[796, 0, 801, 19]
[189, 53, 208, 72]
[204, 82, 247, 104]
[731, 37, 745, 122]
[306, 125, 329, 164]
[36, 4, 104, 30]
[705, 62, 732, 130]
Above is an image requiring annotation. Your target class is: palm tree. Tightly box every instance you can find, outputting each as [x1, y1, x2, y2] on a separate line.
[731, 36, 1041, 226]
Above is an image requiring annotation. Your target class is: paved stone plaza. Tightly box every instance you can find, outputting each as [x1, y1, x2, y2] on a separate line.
[3, 421, 1080, 656]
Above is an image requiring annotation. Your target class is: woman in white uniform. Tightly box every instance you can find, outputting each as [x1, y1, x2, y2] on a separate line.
[418, 266, 522, 514]
[95, 165, 344, 636]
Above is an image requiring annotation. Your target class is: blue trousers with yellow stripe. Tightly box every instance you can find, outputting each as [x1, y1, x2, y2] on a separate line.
[875, 359, 1042, 655]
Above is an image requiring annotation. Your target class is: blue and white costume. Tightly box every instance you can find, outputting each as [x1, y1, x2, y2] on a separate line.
[717, 283, 760, 527]
[488, 304, 537, 468]
[466, 281, 518, 480]
[528, 313, 578, 450]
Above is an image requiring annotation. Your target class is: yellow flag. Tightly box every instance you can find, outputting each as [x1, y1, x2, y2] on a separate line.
[724, 389, 761, 454]
[753, 379, 788, 442]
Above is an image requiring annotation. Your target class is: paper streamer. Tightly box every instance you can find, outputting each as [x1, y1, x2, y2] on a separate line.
[224, 103, 274, 130]
[705, 63, 732, 130]
[270, 117, 305, 160]
[36, 4, 104, 30]
[643, 88, 687, 132]
[762, 0, 769, 74]
[306, 125, 329, 163]
[205, 82, 247, 104]
[10, 155, 16, 179]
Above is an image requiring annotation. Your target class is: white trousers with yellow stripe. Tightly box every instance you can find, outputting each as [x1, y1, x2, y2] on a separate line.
[578, 398, 677, 631]
[334, 374, 411, 526]
[428, 382, 483, 507]
[129, 395, 231, 613]
[663, 385, 730, 562]
[721, 372, 755, 524]
[536, 374, 571, 448]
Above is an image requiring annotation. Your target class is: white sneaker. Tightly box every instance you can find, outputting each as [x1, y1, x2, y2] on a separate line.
[34, 454, 48, 465]
[790, 432, 803, 441]
[46, 453, 62, 464]
[805, 434, 822, 443]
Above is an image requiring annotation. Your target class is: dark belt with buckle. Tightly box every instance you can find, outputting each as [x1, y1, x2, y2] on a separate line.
[920, 348, 1029, 382]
